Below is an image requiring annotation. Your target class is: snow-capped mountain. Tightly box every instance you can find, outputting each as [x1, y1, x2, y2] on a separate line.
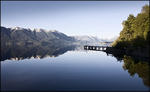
[1, 26, 115, 47]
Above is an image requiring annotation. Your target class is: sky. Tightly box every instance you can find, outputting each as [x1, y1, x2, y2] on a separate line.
[1, 1, 149, 39]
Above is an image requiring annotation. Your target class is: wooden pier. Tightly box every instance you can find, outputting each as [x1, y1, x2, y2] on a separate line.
[84, 45, 110, 51]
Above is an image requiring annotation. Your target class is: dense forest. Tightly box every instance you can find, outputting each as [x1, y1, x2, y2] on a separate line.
[112, 5, 149, 51]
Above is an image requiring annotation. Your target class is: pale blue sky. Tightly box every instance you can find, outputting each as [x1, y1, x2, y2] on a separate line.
[1, 1, 149, 39]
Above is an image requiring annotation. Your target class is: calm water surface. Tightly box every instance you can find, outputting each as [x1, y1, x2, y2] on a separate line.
[1, 50, 149, 91]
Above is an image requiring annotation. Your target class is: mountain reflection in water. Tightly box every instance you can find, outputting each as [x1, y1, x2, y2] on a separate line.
[1, 45, 150, 89]
[1, 45, 76, 61]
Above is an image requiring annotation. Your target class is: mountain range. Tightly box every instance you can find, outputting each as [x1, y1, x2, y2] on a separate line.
[1, 26, 116, 48]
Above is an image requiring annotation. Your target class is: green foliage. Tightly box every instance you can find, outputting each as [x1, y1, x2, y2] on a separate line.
[112, 5, 150, 48]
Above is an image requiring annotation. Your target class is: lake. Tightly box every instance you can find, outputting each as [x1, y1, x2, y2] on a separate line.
[1, 47, 150, 91]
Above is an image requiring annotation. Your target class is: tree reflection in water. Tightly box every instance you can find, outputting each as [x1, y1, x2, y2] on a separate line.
[122, 56, 150, 87]
[107, 51, 150, 88]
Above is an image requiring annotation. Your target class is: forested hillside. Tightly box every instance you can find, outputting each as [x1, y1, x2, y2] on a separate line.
[112, 5, 149, 50]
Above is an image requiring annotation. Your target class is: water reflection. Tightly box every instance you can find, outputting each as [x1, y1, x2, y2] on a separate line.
[1, 45, 76, 61]
[106, 52, 150, 87]
[1, 45, 150, 90]
[123, 56, 150, 87]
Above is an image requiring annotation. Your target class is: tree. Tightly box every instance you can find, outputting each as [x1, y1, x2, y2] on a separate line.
[112, 5, 150, 48]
